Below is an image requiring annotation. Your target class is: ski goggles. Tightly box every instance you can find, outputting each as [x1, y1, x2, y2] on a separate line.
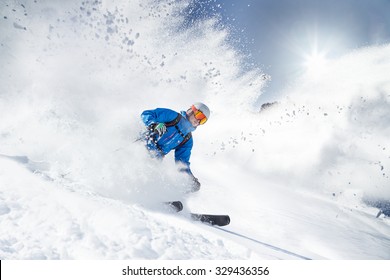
[191, 105, 208, 125]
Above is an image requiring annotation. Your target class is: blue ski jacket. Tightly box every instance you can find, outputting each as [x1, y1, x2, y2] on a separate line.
[141, 108, 196, 174]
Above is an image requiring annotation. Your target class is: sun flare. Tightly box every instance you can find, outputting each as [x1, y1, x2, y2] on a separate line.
[304, 51, 328, 76]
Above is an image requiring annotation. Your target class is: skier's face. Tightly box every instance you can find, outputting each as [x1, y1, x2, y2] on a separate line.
[187, 106, 207, 127]
[188, 113, 201, 127]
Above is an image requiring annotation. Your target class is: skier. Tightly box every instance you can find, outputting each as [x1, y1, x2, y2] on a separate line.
[140, 102, 210, 192]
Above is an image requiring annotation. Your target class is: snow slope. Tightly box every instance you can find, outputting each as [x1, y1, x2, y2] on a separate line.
[1, 0, 389, 259]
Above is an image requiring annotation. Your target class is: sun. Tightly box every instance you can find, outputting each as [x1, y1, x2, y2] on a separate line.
[303, 51, 328, 77]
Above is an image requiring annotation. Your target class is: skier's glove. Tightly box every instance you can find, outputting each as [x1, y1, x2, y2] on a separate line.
[152, 123, 167, 137]
[190, 177, 201, 192]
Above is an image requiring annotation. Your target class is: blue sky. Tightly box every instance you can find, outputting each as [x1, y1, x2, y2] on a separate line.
[184, 0, 390, 103]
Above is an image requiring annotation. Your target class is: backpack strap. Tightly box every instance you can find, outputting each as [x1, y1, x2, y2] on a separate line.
[165, 113, 182, 127]
[165, 113, 192, 149]
[177, 132, 192, 148]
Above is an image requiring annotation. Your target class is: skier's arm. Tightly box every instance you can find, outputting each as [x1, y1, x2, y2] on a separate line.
[175, 150, 192, 175]
[140, 108, 177, 127]
[175, 139, 201, 192]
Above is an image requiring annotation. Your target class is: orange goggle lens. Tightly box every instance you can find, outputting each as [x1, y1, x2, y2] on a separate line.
[191, 105, 207, 125]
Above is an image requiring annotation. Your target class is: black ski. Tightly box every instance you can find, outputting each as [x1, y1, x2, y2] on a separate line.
[164, 201, 230, 226]
[190, 213, 230, 227]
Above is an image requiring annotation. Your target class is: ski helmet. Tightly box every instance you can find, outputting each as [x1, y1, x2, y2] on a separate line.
[190, 102, 210, 125]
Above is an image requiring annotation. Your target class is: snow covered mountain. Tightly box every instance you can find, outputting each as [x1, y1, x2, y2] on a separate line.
[1, 0, 389, 259]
